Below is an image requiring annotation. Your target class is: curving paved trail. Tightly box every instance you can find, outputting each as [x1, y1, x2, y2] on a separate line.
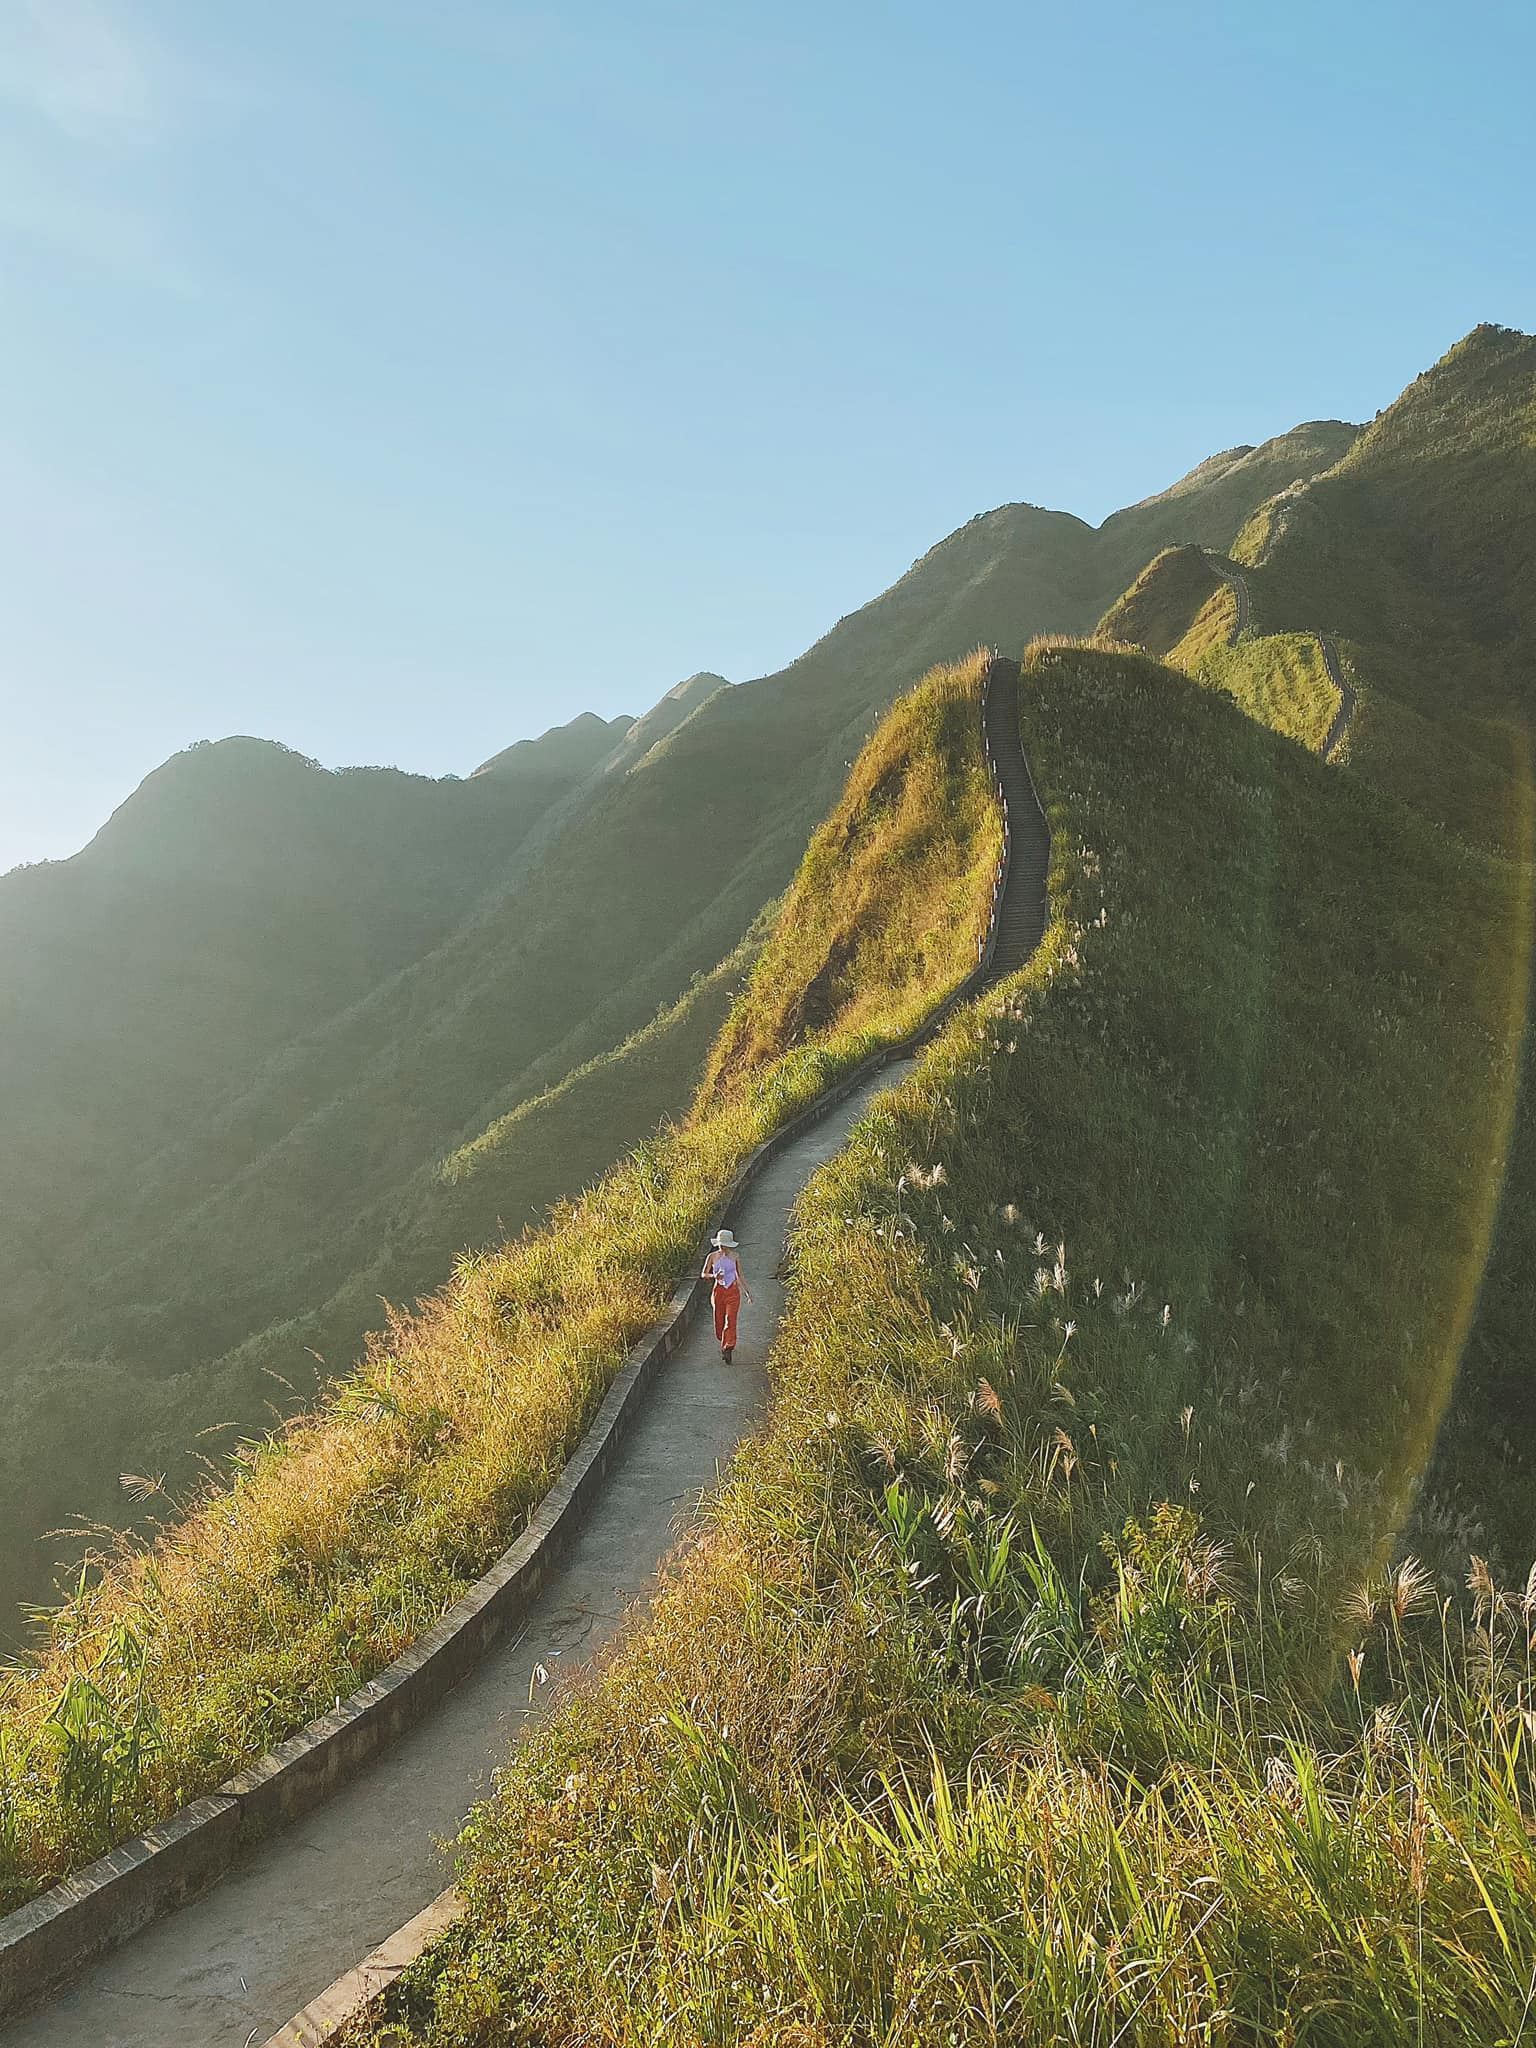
[5, 664, 1048, 2048]
[1318, 633, 1355, 760]
[1203, 552, 1355, 762]
[1203, 551, 1251, 645]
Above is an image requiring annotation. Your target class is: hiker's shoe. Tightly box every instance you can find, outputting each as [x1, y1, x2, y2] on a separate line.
[722, 1345, 734, 1363]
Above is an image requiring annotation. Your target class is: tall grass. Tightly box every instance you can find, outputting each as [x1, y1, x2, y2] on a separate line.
[371, 641, 1534, 2044]
[407, 1580, 1536, 2044]
[0, 654, 1000, 1912]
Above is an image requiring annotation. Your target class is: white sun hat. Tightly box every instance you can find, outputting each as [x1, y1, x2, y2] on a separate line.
[712, 1228, 738, 1248]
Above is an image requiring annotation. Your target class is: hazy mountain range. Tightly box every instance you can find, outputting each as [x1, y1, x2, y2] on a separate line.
[0, 411, 1366, 1622]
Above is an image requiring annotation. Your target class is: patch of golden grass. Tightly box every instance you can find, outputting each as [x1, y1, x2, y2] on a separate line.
[702, 651, 1000, 1091]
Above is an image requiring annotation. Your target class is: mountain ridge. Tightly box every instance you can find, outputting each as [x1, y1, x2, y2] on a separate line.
[0, 406, 1366, 1622]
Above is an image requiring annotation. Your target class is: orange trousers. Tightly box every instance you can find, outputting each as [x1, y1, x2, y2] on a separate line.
[712, 1282, 740, 1349]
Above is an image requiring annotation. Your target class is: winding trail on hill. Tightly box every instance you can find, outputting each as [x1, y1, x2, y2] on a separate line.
[4, 664, 1049, 2048]
[1318, 633, 1355, 760]
[1203, 552, 1251, 644]
[1203, 553, 1355, 760]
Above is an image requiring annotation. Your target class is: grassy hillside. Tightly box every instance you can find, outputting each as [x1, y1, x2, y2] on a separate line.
[377, 639, 1531, 2044]
[0, 425, 1356, 1627]
[0, 653, 1001, 1909]
[1152, 326, 1536, 1568]
[0, 711, 638, 1624]
[704, 668, 1004, 1084]
[1216, 326, 1535, 857]
[5, 333, 1529, 2035]
[1093, 420, 1356, 587]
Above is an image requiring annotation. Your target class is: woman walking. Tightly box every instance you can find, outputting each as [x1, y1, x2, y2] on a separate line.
[702, 1228, 752, 1363]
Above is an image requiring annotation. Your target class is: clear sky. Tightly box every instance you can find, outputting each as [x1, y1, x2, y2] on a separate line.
[2, 0, 1532, 872]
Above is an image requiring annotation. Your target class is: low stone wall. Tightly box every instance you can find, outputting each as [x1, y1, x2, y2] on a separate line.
[262, 1889, 463, 2048]
[0, 1799, 241, 2019]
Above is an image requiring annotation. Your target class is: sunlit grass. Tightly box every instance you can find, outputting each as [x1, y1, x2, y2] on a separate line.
[704, 651, 1001, 1088]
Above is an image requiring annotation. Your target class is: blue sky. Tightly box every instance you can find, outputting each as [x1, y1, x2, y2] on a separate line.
[2, 0, 1532, 872]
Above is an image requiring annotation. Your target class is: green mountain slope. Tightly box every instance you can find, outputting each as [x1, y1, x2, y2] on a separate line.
[392, 616, 1530, 2042]
[384, 346, 1536, 2048]
[0, 718, 624, 1257]
[6, 333, 1534, 2037]
[1097, 542, 1223, 656]
[0, 936, 758, 1629]
[1153, 323, 1536, 1567]
[0, 421, 1356, 1625]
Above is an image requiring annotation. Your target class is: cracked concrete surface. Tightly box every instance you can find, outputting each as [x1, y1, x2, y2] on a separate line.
[3, 1059, 914, 2048]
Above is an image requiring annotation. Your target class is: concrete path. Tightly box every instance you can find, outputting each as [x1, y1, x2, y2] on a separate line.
[0, 1060, 913, 2048]
[1202, 551, 1251, 644]
[1319, 633, 1355, 760]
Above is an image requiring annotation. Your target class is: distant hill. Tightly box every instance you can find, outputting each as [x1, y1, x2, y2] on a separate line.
[471, 709, 635, 778]
[0, 714, 620, 1269]
[0, 419, 1357, 1625]
[1097, 543, 1224, 657]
